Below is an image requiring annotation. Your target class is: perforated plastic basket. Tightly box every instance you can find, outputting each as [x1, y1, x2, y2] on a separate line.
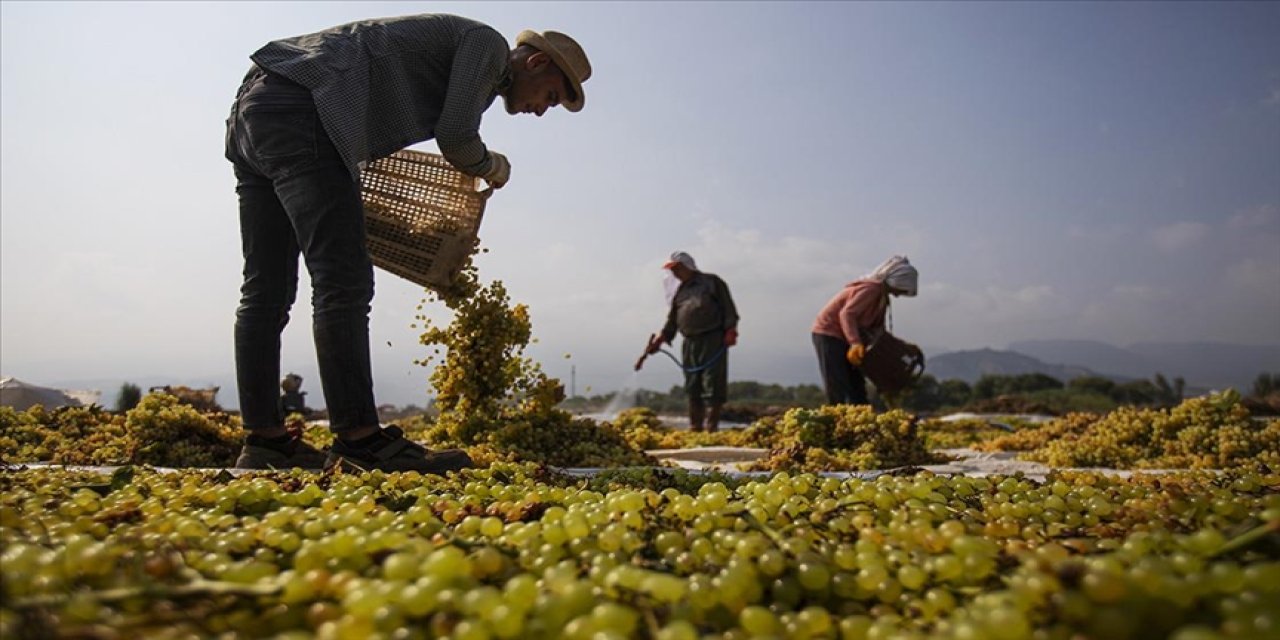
[360, 150, 489, 291]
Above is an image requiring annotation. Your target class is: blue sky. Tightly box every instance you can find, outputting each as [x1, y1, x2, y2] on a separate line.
[2, 2, 1277, 407]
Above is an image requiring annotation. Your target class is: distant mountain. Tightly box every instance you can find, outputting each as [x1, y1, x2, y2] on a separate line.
[1009, 340, 1279, 391]
[1009, 340, 1171, 380]
[927, 348, 1096, 384]
[1128, 342, 1280, 391]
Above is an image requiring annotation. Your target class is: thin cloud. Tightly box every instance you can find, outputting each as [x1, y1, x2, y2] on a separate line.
[1150, 221, 1210, 252]
[1225, 257, 1280, 293]
[1228, 204, 1279, 230]
[1264, 85, 1280, 108]
[923, 282, 1059, 316]
[1111, 284, 1172, 302]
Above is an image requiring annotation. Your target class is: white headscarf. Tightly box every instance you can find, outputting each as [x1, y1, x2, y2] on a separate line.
[663, 272, 682, 306]
[662, 251, 697, 305]
[864, 255, 918, 296]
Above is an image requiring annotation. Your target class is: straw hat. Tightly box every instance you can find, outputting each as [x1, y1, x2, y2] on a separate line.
[515, 29, 591, 112]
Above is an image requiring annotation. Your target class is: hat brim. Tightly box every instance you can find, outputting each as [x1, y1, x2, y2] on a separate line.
[516, 30, 585, 112]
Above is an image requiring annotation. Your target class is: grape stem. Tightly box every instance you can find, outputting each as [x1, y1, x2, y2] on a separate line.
[740, 511, 788, 548]
[641, 601, 662, 637]
[9, 580, 281, 609]
[1207, 518, 1280, 559]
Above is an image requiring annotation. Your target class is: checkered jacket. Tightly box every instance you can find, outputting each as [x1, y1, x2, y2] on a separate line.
[250, 14, 510, 181]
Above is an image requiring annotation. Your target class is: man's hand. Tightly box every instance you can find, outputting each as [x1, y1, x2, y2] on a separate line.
[484, 151, 510, 188]
[637, 334, 663, 371]
[646, 333, 665, 355]
[846, 343, 865, 366]
[724, 328, 739, 347]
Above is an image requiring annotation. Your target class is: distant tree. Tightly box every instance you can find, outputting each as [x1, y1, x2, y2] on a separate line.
[972, 376, 999, 400]
[1014, 373, 1066, 394]
[1252, 373, 1279, 398]
[901, 375, 943, 412]
[626, 381, 831, 413]
[115, 382, 142, 412]
[1152, 373, 1184, 407]
[728, 381, 764, 400]
[939, 379, 973, 407]
[973, 373, 1063, 399]
[635, 386, 687, 413]
[791, 385, 827, 406]
[1111, 379, 1159, 405]
[1154, 374, 1173, 405]
[1069, 376, 1116, 396]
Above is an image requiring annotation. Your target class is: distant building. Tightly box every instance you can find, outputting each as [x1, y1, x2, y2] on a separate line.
[0, 376, 82, 411]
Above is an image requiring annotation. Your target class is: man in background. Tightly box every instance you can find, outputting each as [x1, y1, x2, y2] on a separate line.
[641, 252, 740, 432]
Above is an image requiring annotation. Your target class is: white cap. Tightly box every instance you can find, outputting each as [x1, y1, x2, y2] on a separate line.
[662, 251, 697, 270]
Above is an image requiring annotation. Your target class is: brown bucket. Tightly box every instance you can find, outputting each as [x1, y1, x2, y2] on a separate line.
[860, 332, 926, 397]
[360, 150, 490, 291]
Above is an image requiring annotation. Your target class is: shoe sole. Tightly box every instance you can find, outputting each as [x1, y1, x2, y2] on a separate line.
[324, 454, 470, 475]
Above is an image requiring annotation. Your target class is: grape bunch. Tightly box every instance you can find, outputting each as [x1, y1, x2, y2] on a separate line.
[481, 413, 654, 468]
[409, 259, 654, 468]
[0, 395, 244, 468]
[415, 261, 541, 441]
[121, 394, 243, 468]
[0, 404, 130, 465]
[917, 417, 1020, 450]
[1, 463, 1277, 640]
[979, 392, 1280, 469]
[745, 405, 945, 472]
[608, 408, 755, 451]
[976, 412, 1100, 454]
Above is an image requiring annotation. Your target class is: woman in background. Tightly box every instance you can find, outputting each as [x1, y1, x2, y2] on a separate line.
[811, 256, 920, 405]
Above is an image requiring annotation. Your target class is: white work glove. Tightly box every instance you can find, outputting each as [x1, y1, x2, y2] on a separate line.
[483, 151, 510, 189]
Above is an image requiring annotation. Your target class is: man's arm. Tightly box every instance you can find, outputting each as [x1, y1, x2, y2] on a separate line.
[659, 297, 679, 345]
[435, 27, 509, 176]
[714, 275, 739, 331]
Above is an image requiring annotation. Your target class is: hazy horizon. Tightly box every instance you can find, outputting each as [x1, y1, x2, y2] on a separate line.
[3, 2, 1278, 409]
[25, 337, 1279, 411]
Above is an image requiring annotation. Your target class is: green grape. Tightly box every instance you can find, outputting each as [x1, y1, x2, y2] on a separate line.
[654, 620, 699, 640]
[740, 605, 781, 636]
[798, 561, 832, 591]
[0, 443, 1276, 640]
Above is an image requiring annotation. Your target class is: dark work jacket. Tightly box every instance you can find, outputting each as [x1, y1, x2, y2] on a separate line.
[250, 14, 510, 181]
[661, 272, 739, 341]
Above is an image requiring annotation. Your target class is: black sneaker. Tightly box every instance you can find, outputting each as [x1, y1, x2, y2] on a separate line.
[326, 426, 473, 475]
[235, 435, 328, 470]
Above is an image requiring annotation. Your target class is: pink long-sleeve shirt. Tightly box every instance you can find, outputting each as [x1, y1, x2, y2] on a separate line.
[811, 280, 889, 346]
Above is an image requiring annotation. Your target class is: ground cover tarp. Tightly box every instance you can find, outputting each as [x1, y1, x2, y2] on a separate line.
[3, 448, 1210, 483]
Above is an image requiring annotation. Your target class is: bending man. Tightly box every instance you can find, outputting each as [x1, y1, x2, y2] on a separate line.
[226, 14, 591, 471]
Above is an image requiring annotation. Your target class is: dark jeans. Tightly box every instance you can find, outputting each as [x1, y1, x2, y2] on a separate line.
[813, 332, 868, 405]
[225, 67, 377, 433]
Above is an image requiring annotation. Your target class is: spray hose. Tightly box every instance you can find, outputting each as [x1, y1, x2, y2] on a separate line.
[654, 346, 727, 373]
[635, 334, 727, 373]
